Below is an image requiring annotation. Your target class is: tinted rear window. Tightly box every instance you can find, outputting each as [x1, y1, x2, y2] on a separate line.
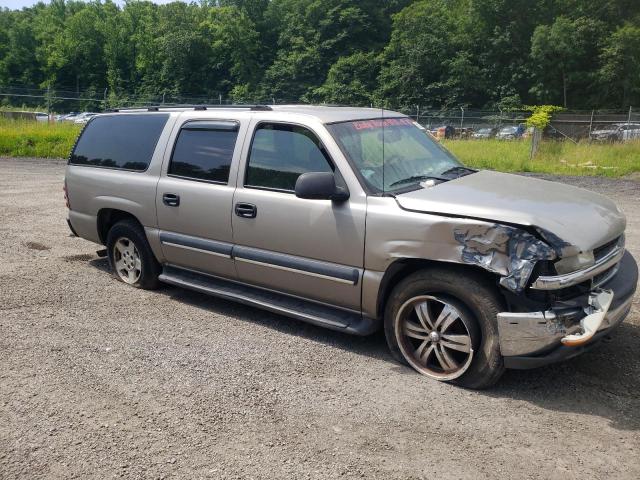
[70, 114, 169, 171]
[168, 121, 239, 183]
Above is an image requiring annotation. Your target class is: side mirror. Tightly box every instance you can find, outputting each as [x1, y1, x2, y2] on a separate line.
[294, 172, 349, 202]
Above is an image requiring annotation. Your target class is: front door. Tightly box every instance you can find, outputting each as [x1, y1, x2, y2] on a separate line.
[156, 118, 244, 279]
[231, 121, 366, 311]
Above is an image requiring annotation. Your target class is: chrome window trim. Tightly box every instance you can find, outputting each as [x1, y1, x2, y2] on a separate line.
[531, 246, 625, 290]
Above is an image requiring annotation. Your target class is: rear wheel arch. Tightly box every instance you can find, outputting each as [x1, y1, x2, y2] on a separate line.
[97, 209, 143, 245]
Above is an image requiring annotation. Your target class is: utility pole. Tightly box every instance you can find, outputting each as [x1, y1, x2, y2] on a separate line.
[460, 107, 465, 128]
[46, 85, 51, 121]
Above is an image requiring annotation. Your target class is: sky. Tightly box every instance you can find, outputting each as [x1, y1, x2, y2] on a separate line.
[0, 0, 181, 9]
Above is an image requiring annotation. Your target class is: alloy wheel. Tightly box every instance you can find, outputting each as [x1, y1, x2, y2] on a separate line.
[395, 295, 475, 380]
[113, 237, 142, 284]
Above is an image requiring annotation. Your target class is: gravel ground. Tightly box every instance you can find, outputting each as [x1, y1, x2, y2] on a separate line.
[1, 157, 639, 480]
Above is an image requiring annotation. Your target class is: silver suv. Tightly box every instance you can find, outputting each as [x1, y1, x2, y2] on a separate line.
[64, 105, 637, 388]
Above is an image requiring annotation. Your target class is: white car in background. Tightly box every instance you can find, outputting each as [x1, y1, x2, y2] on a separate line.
[73, 112, 98, 124]
[590, 123, 640, 142]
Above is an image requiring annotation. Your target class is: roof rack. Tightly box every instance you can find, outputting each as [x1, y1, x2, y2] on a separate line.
[106, 104, 273, 113]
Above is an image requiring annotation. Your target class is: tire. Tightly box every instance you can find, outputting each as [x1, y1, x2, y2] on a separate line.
[384, 267, 505, 389]
[106, 219, 161, 290]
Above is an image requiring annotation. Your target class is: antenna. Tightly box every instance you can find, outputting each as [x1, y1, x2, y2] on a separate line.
[381, 104, 385, 194]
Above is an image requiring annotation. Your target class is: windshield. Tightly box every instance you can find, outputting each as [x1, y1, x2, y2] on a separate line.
[327, 118, 464, 192]
[500, 126, 517, 133]
[477, 128, 491, 134]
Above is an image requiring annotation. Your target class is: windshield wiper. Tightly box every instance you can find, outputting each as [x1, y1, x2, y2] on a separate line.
[389, 174, 449, 188]
[440, 166, 477, 177]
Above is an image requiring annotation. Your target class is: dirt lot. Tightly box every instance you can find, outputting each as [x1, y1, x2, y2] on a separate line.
[1, 157, 639, 479]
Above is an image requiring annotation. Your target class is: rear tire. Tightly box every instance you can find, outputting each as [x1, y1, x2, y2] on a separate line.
[384, 267, 505, 389]
[106, 219, 161, 290]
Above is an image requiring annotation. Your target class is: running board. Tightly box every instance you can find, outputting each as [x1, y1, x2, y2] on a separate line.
[159, 266, 380, 336]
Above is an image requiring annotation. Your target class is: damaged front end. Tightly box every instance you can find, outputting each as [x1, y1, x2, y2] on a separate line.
[453, 224, 559, 294]
[453, 223, 637, 366]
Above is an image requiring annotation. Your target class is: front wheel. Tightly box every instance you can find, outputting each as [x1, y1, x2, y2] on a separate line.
[384, 267, 505, 389]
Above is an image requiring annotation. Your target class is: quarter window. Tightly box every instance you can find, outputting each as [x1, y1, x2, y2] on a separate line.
[169, 121, 239, 183]
[70, 114, 169, 171]
[245, 123, 333, 191]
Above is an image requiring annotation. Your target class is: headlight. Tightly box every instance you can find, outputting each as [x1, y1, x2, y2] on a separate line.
[554, 251, 595, 274]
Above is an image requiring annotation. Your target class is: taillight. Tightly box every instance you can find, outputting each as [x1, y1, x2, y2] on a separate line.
[63, 180, 70, 209]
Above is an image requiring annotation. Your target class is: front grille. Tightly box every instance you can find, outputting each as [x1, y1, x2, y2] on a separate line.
[594, 235, 623, 262]
[592, 235, 624, 288]
[592, 263, 620, 288]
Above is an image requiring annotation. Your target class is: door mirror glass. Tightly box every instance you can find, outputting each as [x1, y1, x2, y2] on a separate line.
[294, 172, 349, 201]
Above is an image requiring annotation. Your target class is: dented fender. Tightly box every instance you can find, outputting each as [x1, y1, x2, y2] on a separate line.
[453, 224, 557, 293]
[361, 197, 571, 317]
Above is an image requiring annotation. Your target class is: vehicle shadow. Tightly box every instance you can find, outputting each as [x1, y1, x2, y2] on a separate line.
[89, 257, 640, 431]
[487, 319, 640, 432]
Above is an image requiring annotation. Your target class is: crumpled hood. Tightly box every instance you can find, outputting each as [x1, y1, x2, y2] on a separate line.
[395, 170, 626, 254]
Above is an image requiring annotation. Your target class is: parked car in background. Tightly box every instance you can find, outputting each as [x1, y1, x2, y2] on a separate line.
[73, 112, 97, 124]
[430, 125, 455, 139]
[590, 123, 640, 142]
[34, 112, 49, 122]
[496, 125, 525, 140]
[472, 127, 498, 139]
[56, 112, 79, 122]
[64, 105, 637, 389]
[455, 127, 474, 139]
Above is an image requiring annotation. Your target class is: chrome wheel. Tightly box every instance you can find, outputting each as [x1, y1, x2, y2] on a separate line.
[113, 237, 142, 284]
[395, 295, 474, 380]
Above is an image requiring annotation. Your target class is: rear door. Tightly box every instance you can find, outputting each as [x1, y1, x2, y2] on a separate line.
[156, 116, 247, 279]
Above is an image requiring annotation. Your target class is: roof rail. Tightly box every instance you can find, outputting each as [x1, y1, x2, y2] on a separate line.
[105, 104, 272, 113]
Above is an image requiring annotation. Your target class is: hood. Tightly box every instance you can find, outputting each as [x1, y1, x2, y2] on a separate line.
[395, 170, 626, 254]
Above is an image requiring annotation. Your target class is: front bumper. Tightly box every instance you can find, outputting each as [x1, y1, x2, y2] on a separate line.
[498, 250, 637, 369]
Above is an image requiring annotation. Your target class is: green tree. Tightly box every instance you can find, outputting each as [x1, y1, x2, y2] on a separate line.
[309, 51, 380, 105]
[376, 0, 461, 109]
[530, 16, 604, 108]
[599, 23, 640, 108]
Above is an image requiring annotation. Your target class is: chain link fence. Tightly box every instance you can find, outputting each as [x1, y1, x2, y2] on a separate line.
[3, 85, 640, 143]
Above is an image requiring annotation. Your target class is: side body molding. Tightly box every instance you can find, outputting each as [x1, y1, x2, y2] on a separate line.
[157, 231, 360, 286]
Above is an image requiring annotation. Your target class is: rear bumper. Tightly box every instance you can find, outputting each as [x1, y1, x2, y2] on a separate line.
[499, 250, 637, 369]
[66, 217, 78, 237]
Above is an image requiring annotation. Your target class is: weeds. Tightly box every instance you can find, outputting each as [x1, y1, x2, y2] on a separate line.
[445, 138, 640, 177]
[1, 119, 639, 177]
[0, 118, 80, 159]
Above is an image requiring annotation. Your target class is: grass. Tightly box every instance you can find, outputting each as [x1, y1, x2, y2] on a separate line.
[444, 138, 640, 177]
[0, 118, 81, 159]
[0, 118, 639, 177]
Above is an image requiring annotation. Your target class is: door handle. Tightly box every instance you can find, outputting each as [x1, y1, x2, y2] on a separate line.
[235, 202, 257, 218]
[162, 193, 180, 207]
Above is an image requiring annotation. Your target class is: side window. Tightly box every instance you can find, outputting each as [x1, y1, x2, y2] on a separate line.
[70, 114, 169, 171]
[169, 121, 239, 183]
[245, 123, 333, 191]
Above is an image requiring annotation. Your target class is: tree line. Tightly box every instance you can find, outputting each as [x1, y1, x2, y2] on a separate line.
[1, 0, 639, 111]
